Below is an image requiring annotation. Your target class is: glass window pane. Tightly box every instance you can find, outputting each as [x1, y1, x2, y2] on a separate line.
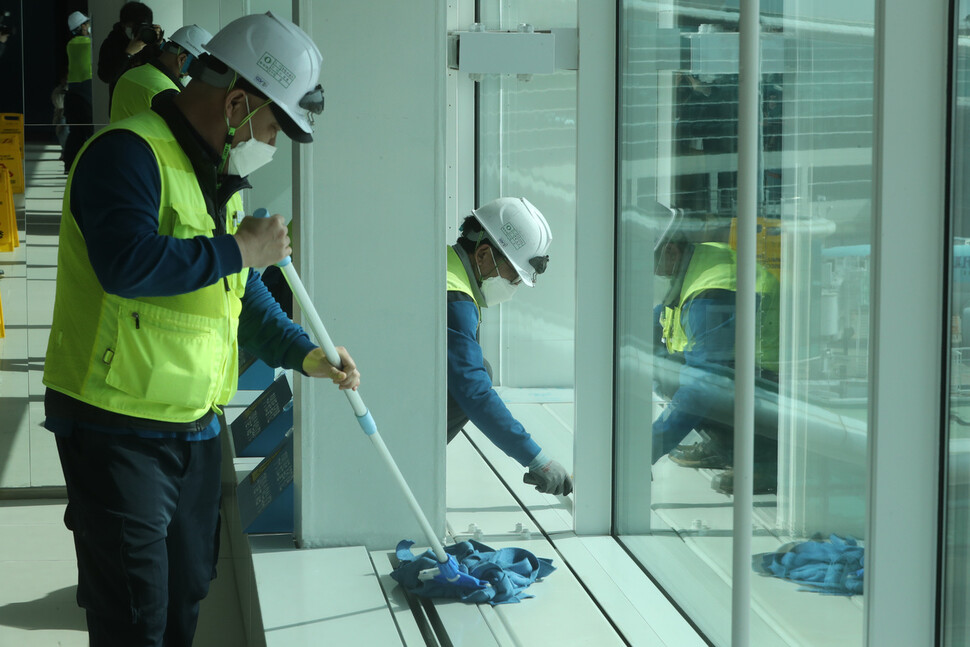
[615, 2, 873, 644]
[458, 2, 577, 523]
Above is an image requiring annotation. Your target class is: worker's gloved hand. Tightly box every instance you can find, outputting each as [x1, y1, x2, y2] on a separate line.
[524, 457, 573, 496]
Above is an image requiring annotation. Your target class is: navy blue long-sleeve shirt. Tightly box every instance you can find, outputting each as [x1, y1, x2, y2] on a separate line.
[45, 127, 315, 439]
[447, 294, 541, 467]
[652, 293, 737, 459]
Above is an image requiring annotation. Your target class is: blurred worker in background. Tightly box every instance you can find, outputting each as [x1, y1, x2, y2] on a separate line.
[110, 24, 212, 122]
[651, 208, 780, 494]
[62, 10, 92, 173]
[447, 197, 573, 496]
[44, 12, 349, 646]
[0, 9, 15, 59]
[97, 1, 162, 100]
[51, 74, 69, 152]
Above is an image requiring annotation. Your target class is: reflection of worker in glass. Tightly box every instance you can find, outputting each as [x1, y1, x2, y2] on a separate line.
[652, 210, 780, 494]
[109, 24, 213, 122]
[63, 11, 93, 173]
[97, 1, 162, 100]
[447, 198, 573, 496]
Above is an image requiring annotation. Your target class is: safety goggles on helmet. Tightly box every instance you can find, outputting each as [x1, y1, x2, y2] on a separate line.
[299, 85, 325, 124]
[529, 255, 549, 277]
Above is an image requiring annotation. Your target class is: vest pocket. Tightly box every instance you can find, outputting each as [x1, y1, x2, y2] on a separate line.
[166, 202, 214, 239]
[104, 302, 224, 410]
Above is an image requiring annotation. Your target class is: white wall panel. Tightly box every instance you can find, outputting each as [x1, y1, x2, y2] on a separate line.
[295, 1, 447, 549]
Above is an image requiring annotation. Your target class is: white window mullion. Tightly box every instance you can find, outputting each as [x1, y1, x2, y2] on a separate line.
[574, 0, 616, 535]
[866, 1, 946, 644]
[732, 0, 761, 644]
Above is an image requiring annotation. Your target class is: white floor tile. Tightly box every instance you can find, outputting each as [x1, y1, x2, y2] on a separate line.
[0, 397, 31, 488]
[29, 403, 64, 488]
[0, 278, 27, 326]
[0, 560, 87, 646]
[0, 523, 76, 561]
[0, 499, 66, 525]
[250, 542, 402, 647]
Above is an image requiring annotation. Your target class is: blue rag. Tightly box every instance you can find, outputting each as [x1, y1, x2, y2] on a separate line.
[752, 533, 864, 596]
[390, 539, 555, 604]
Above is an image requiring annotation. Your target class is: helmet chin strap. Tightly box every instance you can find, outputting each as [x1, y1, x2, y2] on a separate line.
[218, 74, 241, 174]
[219, 75, 270, 174]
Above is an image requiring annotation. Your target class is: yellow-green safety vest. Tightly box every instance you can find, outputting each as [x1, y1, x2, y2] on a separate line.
[66, 36, 92, 84]
[110, 63, 179, 123]
[446, 246, 480, 322]
[43, 109, 247, 424]
[661, 242, 780, 371]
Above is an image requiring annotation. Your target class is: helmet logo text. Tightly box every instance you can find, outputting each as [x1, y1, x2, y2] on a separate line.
[257, 52, 295, 88]
[502, 222, 526, 250]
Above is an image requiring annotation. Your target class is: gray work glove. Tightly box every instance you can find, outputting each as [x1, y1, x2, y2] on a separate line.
[524, 459, 573, 496]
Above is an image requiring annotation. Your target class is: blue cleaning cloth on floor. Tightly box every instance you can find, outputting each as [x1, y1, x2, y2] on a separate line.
[391, 538, 555, 604]
[752, 533, 864, 596]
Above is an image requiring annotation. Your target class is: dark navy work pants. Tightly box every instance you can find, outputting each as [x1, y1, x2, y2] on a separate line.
[55, 424, 222, 647]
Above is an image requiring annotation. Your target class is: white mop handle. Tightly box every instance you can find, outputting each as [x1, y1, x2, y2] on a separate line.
[272, 251, 449, 564]
[368, 431, 449, 562]
[279, 263, 368, 417]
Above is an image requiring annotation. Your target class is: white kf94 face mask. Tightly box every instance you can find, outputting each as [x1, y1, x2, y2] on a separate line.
[227, 96, 277, 177]
[480, 276, 518, 306]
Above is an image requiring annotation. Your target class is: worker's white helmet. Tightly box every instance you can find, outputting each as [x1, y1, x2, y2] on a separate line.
[203, 12, 323, 143]
[472, 197, 552, 287]
[67, 11, 90, 33]
[167, 24, 212, 58]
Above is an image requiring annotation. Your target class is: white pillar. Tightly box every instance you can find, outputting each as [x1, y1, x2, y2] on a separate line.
[293, 0, 447, 549]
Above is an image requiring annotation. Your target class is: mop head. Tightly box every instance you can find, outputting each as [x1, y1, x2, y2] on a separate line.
[390, 539, 555, 604]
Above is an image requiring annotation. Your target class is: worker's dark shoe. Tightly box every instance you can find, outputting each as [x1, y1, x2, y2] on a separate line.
[668, 441, 732, 469]
[711, 467, 777, 495]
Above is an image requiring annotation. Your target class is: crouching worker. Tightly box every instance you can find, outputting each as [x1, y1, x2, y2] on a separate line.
[447, 197, 573, 496]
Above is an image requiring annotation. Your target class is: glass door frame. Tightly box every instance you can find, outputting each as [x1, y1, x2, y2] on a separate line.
[866, 0, 947, 644]
[574, 0, 618, 535]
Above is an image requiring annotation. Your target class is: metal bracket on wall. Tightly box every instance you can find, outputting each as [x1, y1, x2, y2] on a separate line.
[448, 23, 578, 81]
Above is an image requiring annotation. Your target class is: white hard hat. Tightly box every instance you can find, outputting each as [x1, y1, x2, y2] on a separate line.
[472, 197, 552, 287]
[203, 12, 323, 143]
[167, 24, 212, 58]
[67, 11, 90, 33]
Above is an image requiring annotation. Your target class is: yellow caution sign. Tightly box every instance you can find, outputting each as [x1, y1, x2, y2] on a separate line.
[0, 166, 16, 252]
[0, 113, 24, 159]
[0, 136, 23, 195]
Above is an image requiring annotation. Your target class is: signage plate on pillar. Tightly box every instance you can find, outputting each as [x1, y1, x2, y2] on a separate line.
[231, 373, 293, 457]
[237, 430, 294, 534]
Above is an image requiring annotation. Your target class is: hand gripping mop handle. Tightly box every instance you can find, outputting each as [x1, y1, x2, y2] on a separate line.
[252, 209, 484, 590]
